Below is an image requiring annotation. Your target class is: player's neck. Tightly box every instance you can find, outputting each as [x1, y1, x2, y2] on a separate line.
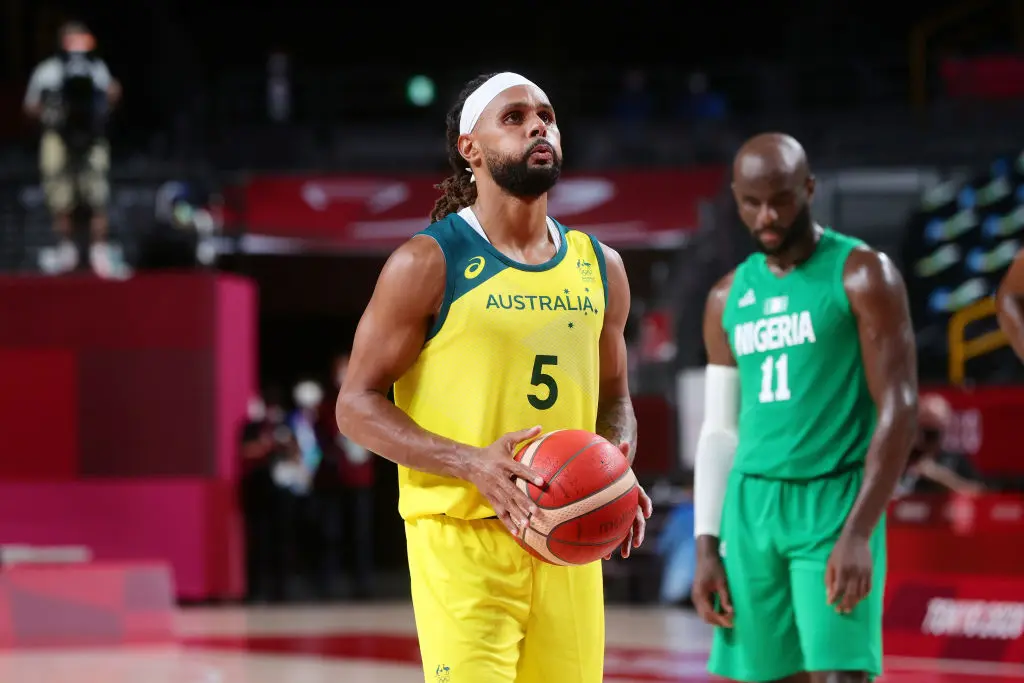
[766, 222, 823, 272]
[472, 189, 550, 251]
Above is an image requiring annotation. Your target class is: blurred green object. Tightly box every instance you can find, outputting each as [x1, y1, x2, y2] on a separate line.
[407, 75, 435, 107]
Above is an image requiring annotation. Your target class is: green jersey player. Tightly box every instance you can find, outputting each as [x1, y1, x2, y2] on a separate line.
[691, 133, 918, 683]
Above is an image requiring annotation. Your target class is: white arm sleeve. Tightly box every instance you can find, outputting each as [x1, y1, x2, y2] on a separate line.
[693, 364, 740, 538]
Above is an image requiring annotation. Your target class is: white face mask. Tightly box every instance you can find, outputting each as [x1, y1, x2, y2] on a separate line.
[248, 396, 266, 422]
[293, 381, 323, 410]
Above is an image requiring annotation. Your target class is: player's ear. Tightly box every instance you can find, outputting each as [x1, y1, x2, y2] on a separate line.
[805, 175, 816, 203]
[730, 182, 743, 204]
[457, 134, 477, 166]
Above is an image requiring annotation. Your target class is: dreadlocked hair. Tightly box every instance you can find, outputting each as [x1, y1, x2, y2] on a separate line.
[430, 73, 498, 223]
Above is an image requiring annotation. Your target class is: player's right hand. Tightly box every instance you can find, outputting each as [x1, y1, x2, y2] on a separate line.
[462, 426, 546, 537]
[692, 549, 734, 628]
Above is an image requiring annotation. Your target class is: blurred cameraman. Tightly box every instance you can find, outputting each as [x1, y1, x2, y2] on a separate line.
[898, 393, 986, 496]
[23, 21, 122, 277]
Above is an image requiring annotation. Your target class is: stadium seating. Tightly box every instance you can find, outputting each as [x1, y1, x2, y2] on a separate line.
[902, 150, 1023, 384]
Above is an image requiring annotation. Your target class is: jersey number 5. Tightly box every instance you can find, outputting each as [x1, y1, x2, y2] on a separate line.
[758, 353, 791, 403]
[528, 355, 559, 410]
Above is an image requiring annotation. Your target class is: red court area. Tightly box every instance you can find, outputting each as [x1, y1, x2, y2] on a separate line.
[185, 630, 1024, 682]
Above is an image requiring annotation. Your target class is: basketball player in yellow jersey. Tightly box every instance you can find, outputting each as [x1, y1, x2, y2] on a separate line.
[337, 72, 653, 683]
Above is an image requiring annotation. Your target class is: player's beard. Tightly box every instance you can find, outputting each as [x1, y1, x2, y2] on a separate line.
[754, 203, 813, 255]
[485, 142, 562, 198]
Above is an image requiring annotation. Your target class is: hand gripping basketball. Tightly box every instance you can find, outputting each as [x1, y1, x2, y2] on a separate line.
[512, 430, 642, 565]
[462, 426, 546, 537]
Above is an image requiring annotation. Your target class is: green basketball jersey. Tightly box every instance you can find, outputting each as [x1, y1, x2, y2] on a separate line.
[721, 228, 877, 480]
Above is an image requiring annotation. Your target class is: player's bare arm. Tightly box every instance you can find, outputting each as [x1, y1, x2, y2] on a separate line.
[336, 236, 544, 535]
[829, 248, 918, 613]
[595, 243, 653, 559]
[996, 250, 1024, 361]
[595, 244, 637, 460]
[691, 271, 738, 628]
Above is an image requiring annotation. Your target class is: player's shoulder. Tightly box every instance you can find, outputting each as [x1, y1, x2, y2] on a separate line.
[416, 213, 466, 246]
[563, 224, 627, 295]
[406, 213, 480, 267]
[372, 231, 448, 317]
[823, 227, 880, 268]
[709, 269, 737, 300]
[383, 223, 449, 284]
[560, 222, 608, 254]
[842, 242, 897, 279]
[704, 269, 737, 319]
[560, 224, 622, 268]
[841, 243, 905, 299]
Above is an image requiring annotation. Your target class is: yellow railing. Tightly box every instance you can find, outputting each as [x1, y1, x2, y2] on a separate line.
[909, 0, 1003, 109]
[948, 296, 1009, 385]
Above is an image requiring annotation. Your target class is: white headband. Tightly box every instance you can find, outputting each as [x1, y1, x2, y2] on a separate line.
[459, 72, 544, 135]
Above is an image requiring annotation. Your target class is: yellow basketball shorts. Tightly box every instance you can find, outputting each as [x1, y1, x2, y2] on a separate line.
[406, 515, 605, 683]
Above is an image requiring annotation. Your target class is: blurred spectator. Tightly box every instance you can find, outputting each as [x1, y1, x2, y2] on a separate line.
[656, 496, 695, 606]
[292, 378, 362, 599]
[321, 353, 376, 599]
[675, 71, 731, 163]
[288, 377, 341, 598]
[137, 180, 220, 270]
[611, 69, 654, 163]
[266, 49, 292, 124]
[287, 381, 322, 494]
[239, 395, 295, 603]
[898, 393, 987, 496]
[675, 71, 727, 122]
[613, 69, 654, 125]
[23, 21, 125, 278]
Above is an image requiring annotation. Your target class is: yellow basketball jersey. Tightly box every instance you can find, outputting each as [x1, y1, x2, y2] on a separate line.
[392, 214, 608, 521]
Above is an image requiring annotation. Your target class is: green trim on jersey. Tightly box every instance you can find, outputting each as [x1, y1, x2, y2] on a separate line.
[417, 217, 510, 341]
[587, 234, 610, 309]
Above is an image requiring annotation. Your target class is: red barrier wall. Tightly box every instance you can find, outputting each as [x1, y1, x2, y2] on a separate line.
[0, 273, 255, 599]
[0, 273, 256, 480]
[0, 481, 242, 601]
[0, 562, 177, 648]
[889, 494, 1024, 577]
[0, 349, 77, 480]
[884, 493, 1024, 662]
[921, 385, 1024, 476]
[885, 573, 1024, 662]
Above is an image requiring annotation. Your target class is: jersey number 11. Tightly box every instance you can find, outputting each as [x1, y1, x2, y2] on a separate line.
[758, 353, 791, 403]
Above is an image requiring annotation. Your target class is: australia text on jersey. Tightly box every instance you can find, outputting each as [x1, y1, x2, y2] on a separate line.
[733, 311, 817, 357]
[485, 292, 599, 314]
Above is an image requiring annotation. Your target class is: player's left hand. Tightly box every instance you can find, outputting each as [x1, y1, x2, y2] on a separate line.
[826, 533, 873, 614]
[604, 443, 653, 560]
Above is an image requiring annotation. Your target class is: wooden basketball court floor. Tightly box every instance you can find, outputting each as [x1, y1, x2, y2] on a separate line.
[2, 603, 1022, 683]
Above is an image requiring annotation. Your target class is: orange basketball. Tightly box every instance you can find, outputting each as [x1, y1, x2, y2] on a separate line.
[513, 429, 639, 566]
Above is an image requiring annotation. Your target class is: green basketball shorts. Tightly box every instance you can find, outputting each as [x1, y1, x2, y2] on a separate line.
[708, 467, 886, 682]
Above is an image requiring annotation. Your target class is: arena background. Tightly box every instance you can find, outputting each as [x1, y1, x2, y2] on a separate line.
[0, 0, 1023, 680]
